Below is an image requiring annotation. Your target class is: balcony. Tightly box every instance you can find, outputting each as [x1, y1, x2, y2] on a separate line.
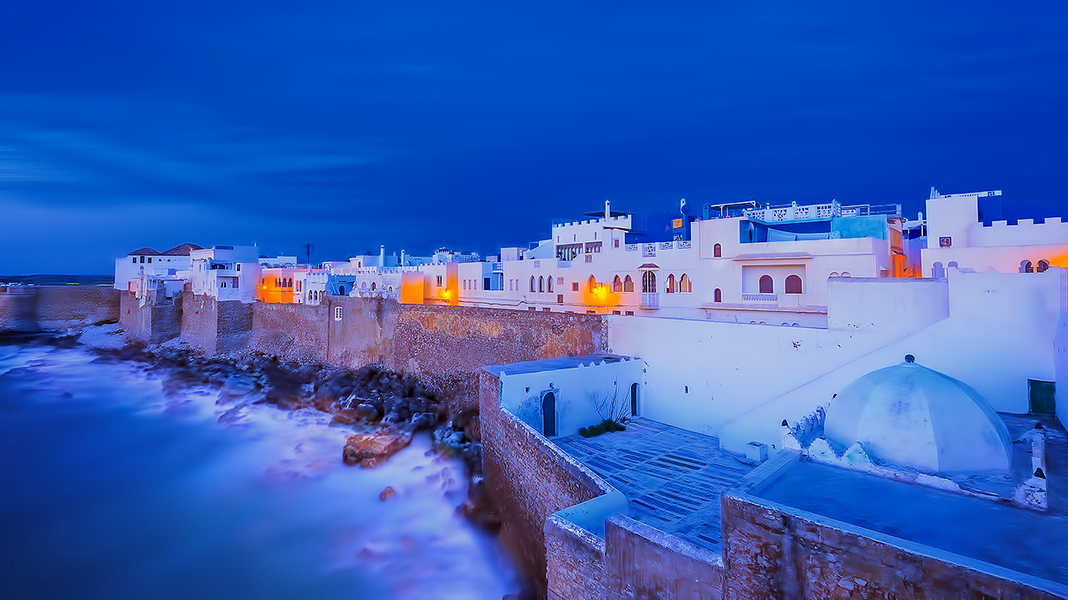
[641, 292, 659, 309]
[742, 293, 777, 302]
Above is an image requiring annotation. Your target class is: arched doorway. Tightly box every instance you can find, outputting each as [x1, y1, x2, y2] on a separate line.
[642, 271, 656, 293]
[542, 392, 556, 437]
[338, 285, 345, 295]
[630, 383, 639, 416]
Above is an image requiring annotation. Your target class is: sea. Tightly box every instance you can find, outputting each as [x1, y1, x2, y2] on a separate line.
[0, 339, 520, 600]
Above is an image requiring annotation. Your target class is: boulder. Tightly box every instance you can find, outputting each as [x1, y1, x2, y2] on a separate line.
[343, 428, 413, 468]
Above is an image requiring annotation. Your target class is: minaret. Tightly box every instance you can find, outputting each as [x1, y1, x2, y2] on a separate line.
[605, 199, 611, 221]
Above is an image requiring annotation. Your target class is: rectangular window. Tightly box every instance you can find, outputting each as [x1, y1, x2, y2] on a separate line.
[237, 264, 241, 271]
[147, 257, 152, 263]
[571, 282, 579, 291]
[528, 307, 537, 311]
[614, 239, 619, 248]
[436, 276, 443, 287]
[140, 256, 145, 263]
[612, 310, 621, 315]
[557, 294, 564, 304]
[557, 277, 563, 284]
[584, 255, 592, 263]
[334, 306, 343, 321]
[131, 257, 136, 264]
[542, 307, 551, 312]
[233, 280, 239, 289]
[625, 311, 634, 316]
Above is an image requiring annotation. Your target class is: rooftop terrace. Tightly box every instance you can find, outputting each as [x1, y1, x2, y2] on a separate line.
[554, 418, 756, 553]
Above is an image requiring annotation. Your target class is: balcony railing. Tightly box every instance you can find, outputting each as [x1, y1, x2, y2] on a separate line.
[641, 292, 659, 309]
[742, 293, 777, 302]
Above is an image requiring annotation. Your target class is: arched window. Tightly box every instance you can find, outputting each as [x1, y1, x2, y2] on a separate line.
[587, 275, 597, 293]
[666, 274, 676, 293]
[759, 275, 774, 294]
[642, 271, 656, 293]
[932, 263, 944, 279]
[841, 272, 851, 278]
[530, 276, 536, 292]
[275, 277, 280, 287]
[713, 243, 722, 258]
[714, 288, 722, 303]
[829, 272, 839, 278]
[785, 275, 802, 294]
[539, 276, 544, 293]
[338, 285, 345, 295]
[1021, 260, 1034, 273]
[679, 274, 692, 293]
[547, 277, 553, 293]
[612, 275, 622, 293]
[287, 278, 293, 288]
[623, 275, 634, 292]
[1037, 259, 1050, 273]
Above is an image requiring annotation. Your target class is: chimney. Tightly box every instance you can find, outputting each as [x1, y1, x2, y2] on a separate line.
[380, 245, 385, 265]
[605, 199, 610, 220]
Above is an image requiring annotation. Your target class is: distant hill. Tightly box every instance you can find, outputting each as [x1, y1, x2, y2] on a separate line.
[0, 275, 113, 287]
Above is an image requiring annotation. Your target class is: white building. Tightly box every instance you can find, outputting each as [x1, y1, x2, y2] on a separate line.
[189, 245, 260, 303]
[113, 243, 200, 292]
[921, 188, 1068, 277]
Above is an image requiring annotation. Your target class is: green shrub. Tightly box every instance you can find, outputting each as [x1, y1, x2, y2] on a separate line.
[578, 419, 626, 438]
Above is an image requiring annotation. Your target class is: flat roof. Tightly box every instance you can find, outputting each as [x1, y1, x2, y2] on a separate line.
[481, 354, 632, 377]
[756, 414, 1068, 585]
[555, 418, 756, 553]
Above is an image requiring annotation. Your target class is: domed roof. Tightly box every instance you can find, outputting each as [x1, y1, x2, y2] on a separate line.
[824, 356, 1012, 473]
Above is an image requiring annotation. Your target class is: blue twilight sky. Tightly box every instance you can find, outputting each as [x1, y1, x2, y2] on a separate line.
[0, 2, 1065, 274]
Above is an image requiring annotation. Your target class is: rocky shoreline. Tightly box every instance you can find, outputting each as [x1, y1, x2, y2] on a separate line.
[5, 324, 503, 534]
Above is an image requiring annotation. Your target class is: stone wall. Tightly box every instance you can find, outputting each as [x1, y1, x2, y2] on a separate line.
[119, 292, 183, 345]
[605, 516, 724, 599]
[480, 370, 612, 599]
[216, 299, 252, 353]
[0, 286, 119, 333]
[181, 291, 219, 354]
[545, 516, 606, 600]
[721, 493, 1065, 600]
[248, 299, 603, 417]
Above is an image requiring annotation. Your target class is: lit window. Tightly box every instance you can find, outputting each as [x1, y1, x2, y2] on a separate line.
[679, 274, 692, 293]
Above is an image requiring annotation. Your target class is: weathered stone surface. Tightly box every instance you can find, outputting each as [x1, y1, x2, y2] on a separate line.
[343, 428, 413, 468]
[378, 486, 397, 501]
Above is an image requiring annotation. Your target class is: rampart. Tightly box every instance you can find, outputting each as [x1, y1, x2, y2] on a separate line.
[180, 291, 252, 355]
[0, 286, 120, 333]
[248, 298, 604, 415]
[479, 370, 612, 598]
[120, 292, 183, 345]
[721, 453, 1068, 600]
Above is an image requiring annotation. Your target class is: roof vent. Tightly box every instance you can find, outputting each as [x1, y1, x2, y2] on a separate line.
[904, 354, 915, 364]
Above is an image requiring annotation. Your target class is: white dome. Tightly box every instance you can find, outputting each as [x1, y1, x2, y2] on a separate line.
[824, 358, 1012, 473]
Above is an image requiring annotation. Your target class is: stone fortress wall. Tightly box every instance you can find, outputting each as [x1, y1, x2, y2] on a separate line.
[0, 286, 121, 333]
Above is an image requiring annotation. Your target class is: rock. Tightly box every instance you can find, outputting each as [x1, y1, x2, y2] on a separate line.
[378, 486, 397, 501]
[410, 412, 437, 430]
[343, 428, 414, 468]
[354, 403, 379, 422]
[331, 410, 358, 425]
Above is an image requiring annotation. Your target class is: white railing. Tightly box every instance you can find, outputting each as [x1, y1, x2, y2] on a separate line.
[742, 293, 777, 302]
[641, 292, 659, 309]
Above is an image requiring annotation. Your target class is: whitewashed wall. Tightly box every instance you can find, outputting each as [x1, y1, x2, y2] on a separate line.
[497, 359, 645, 438]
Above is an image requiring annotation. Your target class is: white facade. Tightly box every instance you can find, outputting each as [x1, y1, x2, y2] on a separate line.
[113, 244, 198, 292]
[921, 189, 1068, 277]
[189, 245, 260, 302]
[487, 355, 645, 439]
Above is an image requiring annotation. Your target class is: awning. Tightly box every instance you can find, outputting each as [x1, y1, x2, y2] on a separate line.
[637, 263, 660, 270]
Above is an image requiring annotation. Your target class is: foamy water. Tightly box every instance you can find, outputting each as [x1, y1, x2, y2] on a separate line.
[0, 342, 520, 600]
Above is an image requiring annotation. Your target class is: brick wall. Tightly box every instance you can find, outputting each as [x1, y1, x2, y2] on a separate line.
[0, 286, 119, 333]
[480, 370, 610, 598]
[721, 493, 1065, 600]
